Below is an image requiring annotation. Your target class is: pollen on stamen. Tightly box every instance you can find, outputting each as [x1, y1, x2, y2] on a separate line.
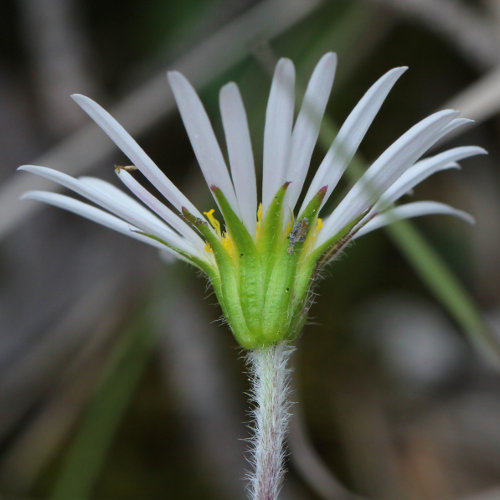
[314, 218, 323, 236]
[204, 208, 222, 236]
[255, 203, 263, 236]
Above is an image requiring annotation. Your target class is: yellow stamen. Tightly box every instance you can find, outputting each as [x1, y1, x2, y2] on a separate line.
[221, 233, 234, 253]
[315, 218, 323, 235]
[204, 242, 213, 253]
[255, 203, 263, 236]
[204, 209, 221, 236]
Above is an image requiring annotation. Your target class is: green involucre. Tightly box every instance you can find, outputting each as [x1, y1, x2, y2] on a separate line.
[189, 184, 336, 349]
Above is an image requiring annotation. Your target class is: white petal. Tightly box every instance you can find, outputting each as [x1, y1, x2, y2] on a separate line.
[167, 71, 238, 213]
[373, 145, 486, 210]
[300, 66, 407, 214]
[354, 201, 475, 238]
[18, 165, 194, 254]
[71, 94, 202, 218]
[219, 82, 257, 234]
[318, 109, 459, 246]
[78, 176, 166, 227]
[284, 53, 337, 212]
[262, 58, 295, 213]
[438, 117, 473, 139]
[20, 190, 176, 253]
[115, 168, 205, 251]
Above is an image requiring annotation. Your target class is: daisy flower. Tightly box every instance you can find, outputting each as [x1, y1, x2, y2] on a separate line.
[19, 52, 484, 349]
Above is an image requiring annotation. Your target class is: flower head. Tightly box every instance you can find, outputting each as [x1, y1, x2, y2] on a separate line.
[19, 53, 484, 348]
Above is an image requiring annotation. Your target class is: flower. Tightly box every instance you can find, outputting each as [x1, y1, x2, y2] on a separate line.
[19, 53, 485, 349]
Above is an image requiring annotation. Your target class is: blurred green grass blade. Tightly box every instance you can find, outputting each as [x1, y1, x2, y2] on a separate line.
[50, 311, 156, 500]
[386, 220, 500, 366]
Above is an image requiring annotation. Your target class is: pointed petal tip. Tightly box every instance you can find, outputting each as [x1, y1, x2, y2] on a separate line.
[455, 209, 475, 225]
[19, 190, 42, 202]
[440, 108, 461, 118]
[219, 81, 239, 101]
[220, 81, 237, 92]
[17, 164, 44, 173]
[320, 52, 337, 63]
[71, 93, 90, 104]
[167, 70, 188, 89]
[276, 57, 296, 74]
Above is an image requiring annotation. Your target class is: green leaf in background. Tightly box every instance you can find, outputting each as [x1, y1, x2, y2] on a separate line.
[49, 309, 156, 500]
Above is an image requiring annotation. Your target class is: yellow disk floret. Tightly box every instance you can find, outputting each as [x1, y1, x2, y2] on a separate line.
[314, 217, 323, 236]
[255, 203, 263, 237]
[204, 209, 222, 236]
[203, 208, 236, 258]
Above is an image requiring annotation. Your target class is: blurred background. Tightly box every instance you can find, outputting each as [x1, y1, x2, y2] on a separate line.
[1, 0, 500, 498]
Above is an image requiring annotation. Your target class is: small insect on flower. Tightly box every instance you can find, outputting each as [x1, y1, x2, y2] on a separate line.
[287, 218, 309, 255]
[18, 52, 485, 349]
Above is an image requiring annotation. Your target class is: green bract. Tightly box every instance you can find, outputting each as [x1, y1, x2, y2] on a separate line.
[183, 183, 334, 349]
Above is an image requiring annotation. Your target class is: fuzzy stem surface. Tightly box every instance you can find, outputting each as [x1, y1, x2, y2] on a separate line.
[248, 342, 294, 500]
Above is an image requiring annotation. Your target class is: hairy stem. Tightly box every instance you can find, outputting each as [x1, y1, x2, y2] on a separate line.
[248, 342, 294, 500]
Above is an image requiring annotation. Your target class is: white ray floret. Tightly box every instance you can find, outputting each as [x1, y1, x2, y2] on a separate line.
[114, 167, 205, 251]
[71, 94, 203, 219]
[219, 82, 257, 235]
[167, 71, 239, 215]
[19, 165, 203, 258]
[20, 190, 176, 252]
[300, 66, 408, 214]
[78, 176, 168, 227]
[372, 145, 486, 212]
[19, 53, 483, 274]
[284, 52, 337, 212]
[316, 109, 460, 246]
[355, 201, 475, 239]
[262, 58, 295, 213]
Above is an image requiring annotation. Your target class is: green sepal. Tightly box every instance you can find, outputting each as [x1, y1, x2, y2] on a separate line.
[260, 187, 326, 343]
[297, 186, 327, 221]
[211, 186, 264, 336]
[181, 208, 255, 348]
[261, 238, 298, 342]
[258, 183, 289, 285]
[288, 186, 327, 259]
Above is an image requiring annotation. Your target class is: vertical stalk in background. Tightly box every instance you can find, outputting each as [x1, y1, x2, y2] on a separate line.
[248, 343, 294, 500]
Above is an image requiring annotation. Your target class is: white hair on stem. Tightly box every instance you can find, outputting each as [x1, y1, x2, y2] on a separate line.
[247, 343, 295, 500]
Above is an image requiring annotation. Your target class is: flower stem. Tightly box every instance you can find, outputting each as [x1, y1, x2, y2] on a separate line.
[248, 342, 294, 500]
